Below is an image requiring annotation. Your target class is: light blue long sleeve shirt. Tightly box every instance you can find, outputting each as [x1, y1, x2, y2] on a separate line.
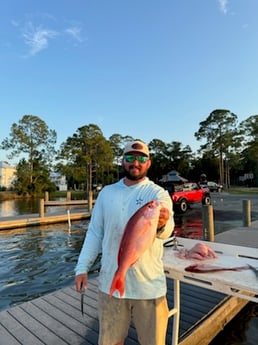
[75, 177, 174, 299]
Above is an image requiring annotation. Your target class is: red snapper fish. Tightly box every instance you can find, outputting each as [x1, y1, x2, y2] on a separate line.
[109, 200, 161, 297]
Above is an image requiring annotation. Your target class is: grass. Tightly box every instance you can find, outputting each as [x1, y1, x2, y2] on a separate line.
[225, 186, 258, 194]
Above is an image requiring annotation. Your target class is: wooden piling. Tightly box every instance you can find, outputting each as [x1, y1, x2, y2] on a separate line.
[44, 191, 49, 201]
[66, 191, 71, 201]
[202, 205, 214, 241]
[88, 190, 93, 212]
[243, 199, 251, 227]
[39, 198, 45, 218]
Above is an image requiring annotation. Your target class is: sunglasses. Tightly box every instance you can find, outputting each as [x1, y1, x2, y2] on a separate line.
[124, 155, 149, 163]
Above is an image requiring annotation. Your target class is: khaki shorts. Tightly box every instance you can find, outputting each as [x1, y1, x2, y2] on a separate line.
[98, 291, 169, 345]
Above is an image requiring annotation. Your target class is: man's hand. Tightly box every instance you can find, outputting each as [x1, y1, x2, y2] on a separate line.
[75, 273, 88, 292]
[157, 207, 170, 229]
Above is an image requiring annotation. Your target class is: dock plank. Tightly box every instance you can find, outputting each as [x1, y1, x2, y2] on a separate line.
[19, 300, 90, 344]
[0, 322, 23, 345]
[0, 308, 45, 344]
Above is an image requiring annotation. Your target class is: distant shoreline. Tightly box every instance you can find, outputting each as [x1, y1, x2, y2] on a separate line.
[0, 191, 30, 201]
[0, 190, 89, 201]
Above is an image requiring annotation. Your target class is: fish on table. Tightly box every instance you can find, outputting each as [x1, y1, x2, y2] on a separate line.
[184, 263, 250, 273]
[109, 200, 161, 297]
[176, 242, 217, 260]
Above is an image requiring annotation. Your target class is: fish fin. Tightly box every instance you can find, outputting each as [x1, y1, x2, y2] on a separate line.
[109, 271, 125, 297]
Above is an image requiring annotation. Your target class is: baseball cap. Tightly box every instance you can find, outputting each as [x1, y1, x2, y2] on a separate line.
[123, 140, 149, 157]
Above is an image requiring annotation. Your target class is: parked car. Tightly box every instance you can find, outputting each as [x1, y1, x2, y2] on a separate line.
[164, 182, 211, 213]
[200, 181, 223, 192]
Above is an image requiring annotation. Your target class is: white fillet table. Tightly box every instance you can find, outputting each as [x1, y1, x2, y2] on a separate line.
[163, 237, 258, 345]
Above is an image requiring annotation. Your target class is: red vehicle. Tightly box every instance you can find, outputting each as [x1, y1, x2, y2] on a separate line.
[165, 182, 211, 213]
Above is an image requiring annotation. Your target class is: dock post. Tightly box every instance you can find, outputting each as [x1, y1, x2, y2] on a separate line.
[88, 190, 93, 212]
[202, 205, 215, 241]
[45, 191, 49, 201]
[67, 191, 71, 201]
[39, 198, 45, 218]
[243, 199, 251, 227]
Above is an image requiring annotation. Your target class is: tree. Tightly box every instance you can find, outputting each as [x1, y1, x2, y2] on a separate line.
[195, 109, 242, 186]
[0, 115, 57, 194]
[148, 139, 168, 181]
[109, 134, 134, 180]
[13, 158, 56, 195]
[239, 115, 258, 185]
[166, 141, 192, 178]
[58, 124, 114, 190]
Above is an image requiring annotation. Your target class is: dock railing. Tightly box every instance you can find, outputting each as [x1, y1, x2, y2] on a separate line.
[38, 191, 93, 218]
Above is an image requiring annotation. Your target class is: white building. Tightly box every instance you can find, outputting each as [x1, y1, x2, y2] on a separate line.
[0, 161, 16, 189]
[50, 172, 68, 191]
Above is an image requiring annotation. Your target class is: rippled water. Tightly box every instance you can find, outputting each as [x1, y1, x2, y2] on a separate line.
[0, 222, 87, 311]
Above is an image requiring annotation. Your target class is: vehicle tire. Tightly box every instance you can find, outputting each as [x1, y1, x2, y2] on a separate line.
[178, 199, 188, 213]
[202, 195, 211, 205]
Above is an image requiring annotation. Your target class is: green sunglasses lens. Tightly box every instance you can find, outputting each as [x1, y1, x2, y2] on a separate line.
[124, 155, 148, 163]
[137, 156, 148, 163]
[124, 155, 135, 162]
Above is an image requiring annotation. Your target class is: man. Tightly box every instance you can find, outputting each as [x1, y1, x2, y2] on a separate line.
[75, 140, 174, 345]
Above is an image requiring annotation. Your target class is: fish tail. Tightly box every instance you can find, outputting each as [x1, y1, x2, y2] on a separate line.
[109, 271, 125, 297]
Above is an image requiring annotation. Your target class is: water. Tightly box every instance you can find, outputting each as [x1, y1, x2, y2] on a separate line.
[0, 197, 258, 344]
[0, 198, 39, 216]
[0, 222, 87, 311]
[210, 302, 258, 345]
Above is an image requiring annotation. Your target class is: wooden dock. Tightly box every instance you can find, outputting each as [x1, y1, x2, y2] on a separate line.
[0, 209, 91, 230]
[0, 273, 250, 345]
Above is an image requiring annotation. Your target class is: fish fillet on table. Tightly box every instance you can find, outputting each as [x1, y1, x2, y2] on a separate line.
[109, 200, 161, 297]
[184, 263, 250, 273]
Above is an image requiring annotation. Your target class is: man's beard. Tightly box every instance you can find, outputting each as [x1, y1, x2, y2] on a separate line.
[123, 168, 147, 181]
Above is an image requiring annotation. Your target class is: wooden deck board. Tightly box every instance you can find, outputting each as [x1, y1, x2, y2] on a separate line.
[0, 308, 46, 345]
[22, 300, 93, 344]
[0, 274, 230, 345]
[0, 325, 22, 345]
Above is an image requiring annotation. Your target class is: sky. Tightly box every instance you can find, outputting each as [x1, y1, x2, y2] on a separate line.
[1, 0, 258, 164]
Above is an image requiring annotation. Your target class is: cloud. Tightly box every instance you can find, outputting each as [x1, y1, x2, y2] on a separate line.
[11, 14, 85, 57]
[218, 0, 228, 14]
[65, 26, 83, 43]
[10, 19, 19, 27]
[22, 22, 58, 55]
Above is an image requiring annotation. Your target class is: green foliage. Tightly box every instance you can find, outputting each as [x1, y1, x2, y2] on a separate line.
[1, 115, 57, 161]
[12, 158, 56, 195]
[57, 124, 116, 190]
[238, 115, 258, 185]
[194, 109, 244, 186]
[1, 115, 57, 195]
[1, 111, 258, 193]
